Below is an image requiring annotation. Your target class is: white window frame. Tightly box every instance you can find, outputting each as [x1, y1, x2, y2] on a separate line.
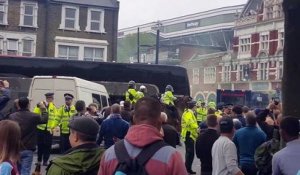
[57, 45, 79, 60]
[259, 62, 269, 81]
[276, 61, 283, 80]
[20, 1, 38, 28]
[266, 6, 274, 19]
[83, 47, 105, 61]
[260, 34, 269, 51]
[59, 5, 80, 31]
[222, 65, 231, 82]
[7, 39, 19, 55]
[0, 0, 8, 25]
[239, 38, 251, 53]
[85, 8, 105, 33]
[204, 67, 216, 84]
[278, 31, 284, 49]
[192, 68, 199, 85]
[22, 38, 34, 56]
[54, 37, 108, 61]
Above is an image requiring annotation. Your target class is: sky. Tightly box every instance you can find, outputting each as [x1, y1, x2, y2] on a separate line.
[118, 0, 248, 29]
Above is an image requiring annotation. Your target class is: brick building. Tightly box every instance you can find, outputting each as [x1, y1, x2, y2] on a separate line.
[184, 0, 283, 101]
[0, 0, 119, 61]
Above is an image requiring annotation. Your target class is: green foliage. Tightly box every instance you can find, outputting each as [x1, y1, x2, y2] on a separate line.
[117, 32, 156, 63]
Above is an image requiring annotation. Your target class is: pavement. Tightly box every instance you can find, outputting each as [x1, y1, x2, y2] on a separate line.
[31, 145, 201, 175]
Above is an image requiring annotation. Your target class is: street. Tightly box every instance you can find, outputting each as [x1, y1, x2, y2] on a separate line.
[31, 145, 201, 175]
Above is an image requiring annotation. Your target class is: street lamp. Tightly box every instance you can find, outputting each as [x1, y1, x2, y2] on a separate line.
[154, 21, 163, 65]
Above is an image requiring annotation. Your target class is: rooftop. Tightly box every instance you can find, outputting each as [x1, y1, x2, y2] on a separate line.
[50, 0, 119, 8]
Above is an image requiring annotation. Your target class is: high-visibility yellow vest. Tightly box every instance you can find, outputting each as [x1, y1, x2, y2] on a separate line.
[181, 109, 198, 142]
[125, 89, 139, 105]
[136, 91, 144, 100]
[55, 105, 77, 134]
[196, 107, 208, 122]
[34, 102, 57, 131]
[162, 91, 176, 106]
[215, 110, 223, 119]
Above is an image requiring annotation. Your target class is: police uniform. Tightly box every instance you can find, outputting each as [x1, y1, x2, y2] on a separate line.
[181, 101, 198, 174]
[34, 92, 57, 165]
[55, 93, 77, 153]
[195, 102, 208, 125]
[125, 81, 139, 106]
[161, 85, 177, 106]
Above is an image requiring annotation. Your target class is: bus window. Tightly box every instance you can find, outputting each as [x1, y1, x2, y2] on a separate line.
[101, 95, 108, 107]
[92, 94, 102, 107]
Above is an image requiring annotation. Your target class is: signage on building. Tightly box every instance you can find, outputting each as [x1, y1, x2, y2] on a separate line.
[186, 21, 200, 29]
[252, 82, 269, 91]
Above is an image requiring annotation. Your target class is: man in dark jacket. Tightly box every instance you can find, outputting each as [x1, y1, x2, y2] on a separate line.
[47, 116, 103, 175]
[196, 114, 219, 175]
[97, 104, 129, 149]
[161, 112, 179, 148]
[0, 80, 10, 120]
[9, 97, 48, 175]
[232, 105, 246, 127]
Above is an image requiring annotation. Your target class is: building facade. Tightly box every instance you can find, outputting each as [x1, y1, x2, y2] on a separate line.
[0, 0, 119, 62]
[118, 5, 244, 63]
[183, 0, 283, 101]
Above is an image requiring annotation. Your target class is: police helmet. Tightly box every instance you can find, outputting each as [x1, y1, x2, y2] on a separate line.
[140, 85, 147, 92]
[165, 85, 174, 92]
[128, 80, 136, 89]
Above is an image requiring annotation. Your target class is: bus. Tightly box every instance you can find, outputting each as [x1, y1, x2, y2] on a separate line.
[0, 56, 190, 112]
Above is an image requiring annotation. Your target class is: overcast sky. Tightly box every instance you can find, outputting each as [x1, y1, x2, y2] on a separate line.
[118, 0, 248, 29]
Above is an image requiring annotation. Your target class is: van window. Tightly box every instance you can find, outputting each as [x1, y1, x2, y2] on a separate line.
[101, 95, 108, 107]
[92, 94, 101, 107]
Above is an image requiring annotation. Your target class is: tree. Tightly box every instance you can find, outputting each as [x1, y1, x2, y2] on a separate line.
[117, 32, 156, 63]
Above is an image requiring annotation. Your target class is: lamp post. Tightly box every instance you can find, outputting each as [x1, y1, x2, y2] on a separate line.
[155, 21, 162, 65]
[137, 27, 140, 63]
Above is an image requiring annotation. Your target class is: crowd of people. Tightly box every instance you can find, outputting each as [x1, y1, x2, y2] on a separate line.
[0, 79, 299, 175]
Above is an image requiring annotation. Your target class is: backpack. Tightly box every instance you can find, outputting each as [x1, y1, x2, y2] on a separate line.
[114, 140, 167, 175]
[254, 137, 280, 175]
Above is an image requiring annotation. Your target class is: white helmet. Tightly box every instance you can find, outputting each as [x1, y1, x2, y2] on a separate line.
[140, 85, 147, 93]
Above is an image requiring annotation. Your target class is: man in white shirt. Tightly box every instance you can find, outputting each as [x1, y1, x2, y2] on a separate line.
[212, 117, 244, 175]
[272, 116, 300, 175]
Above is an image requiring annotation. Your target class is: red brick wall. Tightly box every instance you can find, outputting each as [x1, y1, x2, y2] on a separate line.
[232, 37, 239, 53]
[251, 33, 259, 57]
[250, 70, 257, 81]
[269, 30, 278, 56]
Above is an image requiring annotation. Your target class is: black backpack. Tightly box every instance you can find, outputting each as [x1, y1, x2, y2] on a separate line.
[114, 140, 167, 175]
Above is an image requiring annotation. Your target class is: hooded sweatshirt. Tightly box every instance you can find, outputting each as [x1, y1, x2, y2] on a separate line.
[98, 124, 188, 175]
[46, 143, 104, 175]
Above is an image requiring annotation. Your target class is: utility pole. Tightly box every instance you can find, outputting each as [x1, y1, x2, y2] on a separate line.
[282, 0, 300, 118]
[137, 27, 140, 63]
[155, 28, 160, 64]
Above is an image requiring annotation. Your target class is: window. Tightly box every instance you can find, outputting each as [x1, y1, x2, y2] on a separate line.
[239, 65, 244, 81]
[260, 34, 269, 50]
[0, 38, 3, 54]
[101, 95, 108, 108]
[266, 6, 274, 19]
[60, 6, 79, 30]
[204, 67, 216, 84]
[20, 2, 38, 27]
[22, 39, 33, 56]
[84, 47, 104, 61]
[223, 66, 231, 82]
[58, 45, 79, 60]
[277, 61, 283, 80]
[279, 32, 284, 48]
[275, 4, 283, 18]
[0, 1, 8, 25]
[7, 39, 18, 55]
[259, 62, 268, 80]
[86, 9, 105, 32]
[193, 68, 199, 85]
[92, 94, 101, 106]
[239, 38, 251, 53]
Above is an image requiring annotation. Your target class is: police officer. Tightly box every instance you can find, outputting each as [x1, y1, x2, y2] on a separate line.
[55, 93, 77, 153]
[195, 101, 207, 125]
[125, 80, 139, 105]
[161, 85, 177, 106]
[137, 85, 147, 99]
[181, 100, 198, 174]
[33, 92, 57, 166]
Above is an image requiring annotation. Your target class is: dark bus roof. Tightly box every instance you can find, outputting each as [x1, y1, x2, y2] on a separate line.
[0, 56, 190, 96]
